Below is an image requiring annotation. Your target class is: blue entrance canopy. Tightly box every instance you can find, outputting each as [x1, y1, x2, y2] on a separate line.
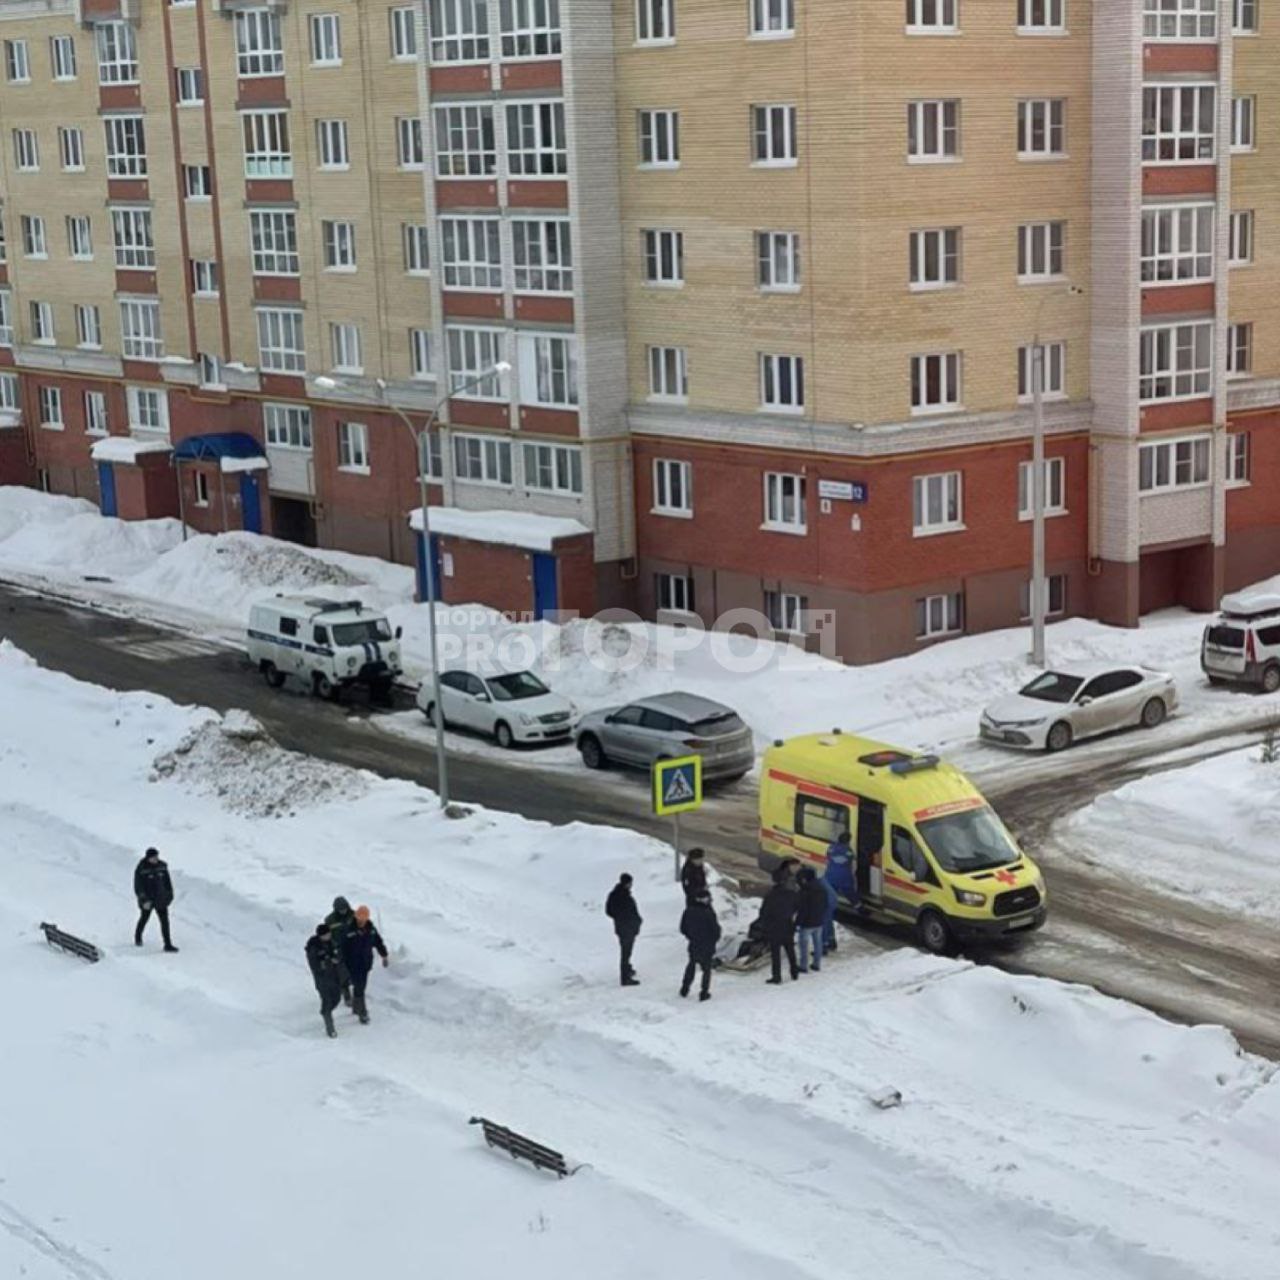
[171, 432, 265, 463]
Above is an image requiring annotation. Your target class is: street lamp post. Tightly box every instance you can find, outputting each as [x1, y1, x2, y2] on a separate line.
[315, 363, 509, 809]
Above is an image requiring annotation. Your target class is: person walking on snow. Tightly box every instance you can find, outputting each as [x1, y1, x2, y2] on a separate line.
[819, 868, 840, 955]
[760, 876, 801, 984]
[824, 831, 858, 908]
[680, 848, 708, 903]
[325, 896, 358, 1006]
[606, 873, 642, 987]
[339, 906, 389, 1025]
[679, 892, 721, 1002]
[795, 867, 827, 974]
[133, 847, 178, 952]
[306, 922, 343, 1038]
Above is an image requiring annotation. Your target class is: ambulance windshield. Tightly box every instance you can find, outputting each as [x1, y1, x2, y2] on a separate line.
[916, 806, 1019, 874]
[331, 618, 393, 645]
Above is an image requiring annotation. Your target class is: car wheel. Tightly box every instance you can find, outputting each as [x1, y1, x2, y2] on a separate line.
[1140, 697, 1167, 729]
[579, 734, 606, 770]
[916, 910, 954, 957]
[1045, 720, 1073, 753]
[313, 672, 336, 701]
[422, 701, 444, 729]
[1262, 665, 1280, 695]
[495, 721, 515, 750]
[1207, 675, 1227, 687]
[262, 662, 286, 690]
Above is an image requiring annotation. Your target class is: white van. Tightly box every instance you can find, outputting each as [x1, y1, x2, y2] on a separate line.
[1201, 591, 1280, 692]
[247, 596, 402, 699]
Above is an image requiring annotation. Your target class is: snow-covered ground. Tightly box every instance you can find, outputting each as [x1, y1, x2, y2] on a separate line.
[2, 645, 1279, 1279]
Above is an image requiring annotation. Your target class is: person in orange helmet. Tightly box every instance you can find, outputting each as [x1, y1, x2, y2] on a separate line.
[339, 905, 389, 1025]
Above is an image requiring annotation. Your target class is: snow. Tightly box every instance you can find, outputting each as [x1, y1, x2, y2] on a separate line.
[89, 436, 174, 464]
[1, 646, 1279, 1279]
[410, 504, 590, 550]
[218, 455, 269, 474]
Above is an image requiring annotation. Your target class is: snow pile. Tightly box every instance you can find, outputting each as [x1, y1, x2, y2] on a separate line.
[151, 709, 369, 819]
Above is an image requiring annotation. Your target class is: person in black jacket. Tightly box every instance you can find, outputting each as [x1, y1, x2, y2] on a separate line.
[679, 893, 721, 1001]
[605, 873, 642, 986]
[759, 878, 800, 984]
[795, 867, 828, 974]
[340, 905, 389, 1024]
[305, 922, 343, 1038]
[680, 849, 709, 903]
[133, 847, 178, 952]
[324, 896, 357, 1006]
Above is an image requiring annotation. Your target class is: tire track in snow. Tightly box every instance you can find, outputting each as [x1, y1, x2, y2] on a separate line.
[0, 1200, 117, 1280]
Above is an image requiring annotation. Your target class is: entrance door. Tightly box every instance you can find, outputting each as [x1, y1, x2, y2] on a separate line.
[97, 462, 117, 518]
[856, 797, 886, 904]
[532, 552, 558, 620]
[239, 473, 262, 534]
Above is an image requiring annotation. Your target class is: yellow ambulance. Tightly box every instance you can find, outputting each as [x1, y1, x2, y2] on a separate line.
[758, 731, 1046, 954]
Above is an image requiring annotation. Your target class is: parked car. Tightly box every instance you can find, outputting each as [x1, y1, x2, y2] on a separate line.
[979, 664, 1178, 752]
[416, 668, 579, 748]
[575, 692, 755, 781]
[1201, 591, 1280, 692]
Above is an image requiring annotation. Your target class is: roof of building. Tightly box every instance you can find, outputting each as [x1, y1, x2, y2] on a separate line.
[408, 506, 589, 552]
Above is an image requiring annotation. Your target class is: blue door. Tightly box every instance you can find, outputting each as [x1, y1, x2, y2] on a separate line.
[415, 532, 444, 602]
[532, 553, 558, 620]
[97, 463, 117, 518]
[239, 473, 262, 534]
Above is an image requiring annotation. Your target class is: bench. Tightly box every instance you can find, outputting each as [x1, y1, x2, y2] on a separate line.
[469, 1117, 573, 1178]
[40, 923, 102, 964]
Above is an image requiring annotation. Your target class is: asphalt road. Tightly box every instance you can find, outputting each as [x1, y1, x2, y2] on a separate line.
[3, 581, 1279, 1057]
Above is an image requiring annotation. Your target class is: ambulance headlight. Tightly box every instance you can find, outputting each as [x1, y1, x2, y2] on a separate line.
[953, 889, 987, 908]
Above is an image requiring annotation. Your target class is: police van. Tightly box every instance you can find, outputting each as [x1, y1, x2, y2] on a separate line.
[247, 595, 403, 700]
[759, 731, 1046, 955]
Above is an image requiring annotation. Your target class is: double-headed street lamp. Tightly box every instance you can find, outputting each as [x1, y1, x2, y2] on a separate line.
[315, 362, 510, 808]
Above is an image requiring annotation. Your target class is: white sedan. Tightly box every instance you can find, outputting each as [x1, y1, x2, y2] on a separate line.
[417, 669, 580, 749]
[979, 664, 1179, 752]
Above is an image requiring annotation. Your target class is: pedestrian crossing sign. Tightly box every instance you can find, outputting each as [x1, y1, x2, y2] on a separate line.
[653, 754, 703, 816]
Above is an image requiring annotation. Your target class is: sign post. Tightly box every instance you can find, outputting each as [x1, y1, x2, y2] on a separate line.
[652, 755, 704, 882]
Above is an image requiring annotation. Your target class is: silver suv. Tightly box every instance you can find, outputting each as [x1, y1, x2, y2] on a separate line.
[575, 692, 754, 781]
[1202, 592, 1280, 692]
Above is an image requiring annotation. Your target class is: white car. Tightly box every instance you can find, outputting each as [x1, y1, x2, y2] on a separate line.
[979, 664, 1179, 752]
[416, 668, 579, 749]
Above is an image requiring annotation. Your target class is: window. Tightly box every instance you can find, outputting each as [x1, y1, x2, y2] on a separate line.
[519, 333, 578, 407]
[1019, 575, 1066, 620]
[66, 216, 92, 260]
[1143, 0, 1216, 40]
[796, 795, 848, 843]
[264, 403, 313, 449]
[751, 0, 795, 36]
[410, 328, 434, 379]
[430, 0, 489, 62]
[184, 165, 213, 198]
[639, 109, 679, 167]
[916, 592, 964, 639]
[1018, 0, 1065, 31]
[111, 208, 154, 269]
[446, 327, 506, 398]
[911, 352, 962, 413]
[441, 217, 503, 289]
[654, 573, 694, 613]
[1229, 211, 1254, 265]
[653, 458, 692, 514]
[95, 22, 136, 84]
[1138, 435, 1212, 492]
[330, 323, 363, 373]
[403, 223, 430, 274]
[176, 67, 204, 104]
[236, 9, 284, 76]
[913, 471, 963, 534]
[1227, 432, 1251, 483]
[1232, 96, 1256, 152]
[419, 432, 444, 480]
[243, 110, 290, 177]
[30, 301, 54, 344]
[58, 127, 84, 171]
[1141, 204, 1214, 283]
[50, 35, 76, 81]
[648, 346, 689, 401]
[1142, 85, 1216, 162]
[84, 391, 108, 436]
[21, 215, 47, 258]
[127, 386, 169, 435]
[1234, 0, 1259, 33]
[38, 386, 62, 428]
[1018, 221, 1065, 280]
[909, 227, 960, 289]
[191, 259, 219, 296]
[765, 590, 807, 634]
[256, 307, 306, 373]
[310, 13, 342, 65]
[512, 219, 573, 292]
[1017, 457, 1066, 517]
[907, 99, 959, 161]
[104, 115, 146, 177]
[5, 39, 30, 83]
[120, 298, 163, 359]
[338, 421, 369, 472]
[316, 119, 349, 169]
[757, 231, 801, 291]
[500, 0, 562, 57]
[0, 210, 5, 264]
[194, 471, 211, 508]
[0, 291, 11, 346]
[751, 104, 797, 165]
[1139, 321, 1213, 401]
[636, 0, 675, 42]
[523, 442, 583, 493]
[507, 101, 567, 175]
[199, 354, 225, 388]
[764, 472, 806, 531]
[321, 220, 357, 271]
[0, 373, 17, 410]
[453, 432, 513, 484]
[391, 7, 418, 59]
[643, 228, 684, 284]
[1017, 341, 1066, 401]
[906, 0, 958, 31]
[760, 353, 805, 412]
[1017, 99, 1065, 157]
[432, 107, 496, 174]
[1227, 322, 1253, 376]
[250, 210, 299, 275]
[75, 304, 101, 349]
[13, 130, 39, 172]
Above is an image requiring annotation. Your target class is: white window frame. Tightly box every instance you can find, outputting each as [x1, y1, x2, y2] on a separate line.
[75, 303, 102, 349]
[429, 0, 490, 63]
[647, 345, 689, 402]
[751, 104, 797, 167]
[1017, 220, 1066, 281]
[757, 231, 801, 292]
[1017, 457, 1067, 519]
[21, 215, 47, 259]
[94, 22, 137, 85]
[199, 354, 225, 389]
[522, 441, 583, 494]
[1229, 210, 1254, 265]
[642, 228, 684, 285]
[410, 328, 434, 380]
[119, 298, 163, 360]
[84, 389, 108, 436]
[309, 13, 342, 66]
[440, 217, 503, 290]
[432, 107, 496, 176]
[321, 220, 358, 272]
[58, 127, 84, 172]
[1019, 574, 1066, 621]
[403, 223, 431, 275]
[249, 210, 299, 276]
[506, 100, 568, 176]
[638, 108, 680, 168]
[909, 227, 960, 290]
[1142, 84, 1216, 164]
[916, 592, 964, 640]
[1138, 321, 1214, 402]
[0, 292, 12, 348]
[111, 207, 154, 269]
[1232, 96, 1256, 152]
[13, 129, 38, 173]
[30, 300, 55, 345]
[1234, 0, 1259, 34]
[765, 590, 808, 635]
[5, 39, 30, 84]
[1142, 0, 1217, 40]
[906, 0, 958, 33]
[242, 109, 291, 178]
[518, 333, 579, 408]
[0, 372, 19, 410]
[1138, 434, 1212, 493]
[512, 218, 573, 293]
[330, 322, 364, 374]
[763, 471, 807, 533]
[390, 7, 419, 59]
[175, 66, 204, 105]
[1017, 99, 1066, 158]
[911, 352, 963, 414]
[445, 326, 507, 400]
[636, 0, 676, 44]
[38, 385, 63, 429]
[1227, 321, 1253, 377]
[913, 470, 964, 536]
[653, 458, 692, 516]
[316, 119, 350, 170]
[337, 421, 370, 473]
[656, 573, 694, 614]
[104, 115, 147, 178]
[1017, 341, 1067, 402]
[256, 307, 306, 373]
[452, 432, 514, 485]
[184, 165, 213, 199]
[235, 9, 284, 77]
[50, 35, 77, 81]
[264, 402, 313, 450]
[191, 259, 220, 297]
[1017, 0, 1066, 33]
[500, 0, 563, 58]
[1226, 431, 1251, 484]
[66, 215, 92, 261]
[907, 99, 960, 162]
[760, 352, 805, 413]
[751, 0, 795, 38]
[1140, 203, 1214, 284]
[194, 470, 211, 508]
[127, 385, 170, 435]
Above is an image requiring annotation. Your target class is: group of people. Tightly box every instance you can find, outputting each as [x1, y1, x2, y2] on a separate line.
[305, 897, 390, 1037]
